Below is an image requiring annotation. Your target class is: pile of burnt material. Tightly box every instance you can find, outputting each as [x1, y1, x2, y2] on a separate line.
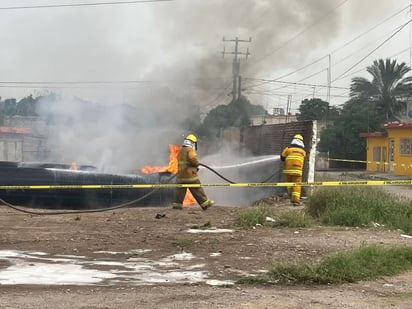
[0, 162, 175, 209]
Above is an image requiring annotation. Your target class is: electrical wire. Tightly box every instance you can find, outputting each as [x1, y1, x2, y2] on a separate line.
[249, 0, 349, 68]
[243, 77, 349, 90]
[247, 4, 411, 93]
[0, 0, 173, 10]
[332, 18, 412, 82]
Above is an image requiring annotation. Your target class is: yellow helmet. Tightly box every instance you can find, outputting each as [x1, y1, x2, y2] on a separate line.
[185, 134, 197, 143]
[183, 134, 198, 150]
[294, 134, 303, 141]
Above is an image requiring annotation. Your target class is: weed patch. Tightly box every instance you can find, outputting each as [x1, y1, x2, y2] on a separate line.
[237, 245, 412, 285]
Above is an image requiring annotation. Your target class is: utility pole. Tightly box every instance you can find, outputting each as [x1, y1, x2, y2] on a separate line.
[222, 36, 251, 101]
[327, 54, 331, 103]
[285, 94, 292, 123]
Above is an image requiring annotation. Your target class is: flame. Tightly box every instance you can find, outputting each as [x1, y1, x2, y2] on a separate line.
[141, 144, 196, 206]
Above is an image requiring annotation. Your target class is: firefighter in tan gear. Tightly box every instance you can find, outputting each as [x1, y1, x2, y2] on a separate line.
[281, 134, 306, 206]
[172, 134, 214, 210]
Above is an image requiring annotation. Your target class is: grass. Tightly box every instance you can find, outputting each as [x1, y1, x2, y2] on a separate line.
[235, 186, 412, 286]
[306, 186, 412, 234]
[271, 210, 314, 228]
[235, 202, 313, 228]
[235, 203, 271, 228]
[237, 244, 412, 285]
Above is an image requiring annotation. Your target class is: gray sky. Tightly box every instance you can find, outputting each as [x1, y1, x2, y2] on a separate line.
[1, 0, 411, 113]
[1, 0, 412, 171]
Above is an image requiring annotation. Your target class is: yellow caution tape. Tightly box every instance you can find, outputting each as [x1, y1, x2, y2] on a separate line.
[0, 179, 411, 190]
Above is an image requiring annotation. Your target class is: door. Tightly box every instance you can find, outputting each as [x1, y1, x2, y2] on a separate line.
[382, 146, 387, 172]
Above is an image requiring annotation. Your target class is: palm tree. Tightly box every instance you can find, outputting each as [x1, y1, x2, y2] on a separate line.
[350, 58, 412, 122]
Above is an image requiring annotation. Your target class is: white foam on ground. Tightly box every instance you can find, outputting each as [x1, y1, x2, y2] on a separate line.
[0, 249, 236, 286]
[187, 228, 234, 233]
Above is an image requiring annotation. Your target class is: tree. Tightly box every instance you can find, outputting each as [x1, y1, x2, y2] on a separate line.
[199, 96, 267, 137]
[297, 98, 339, 121]
[318, 98, 381, 163]
[350, 58, 412, 122]
[3, 98, 17, 116]
[16, 95, 38, 116]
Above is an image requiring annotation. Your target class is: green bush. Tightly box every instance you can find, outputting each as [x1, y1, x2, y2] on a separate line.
[306, 187, 412, 233]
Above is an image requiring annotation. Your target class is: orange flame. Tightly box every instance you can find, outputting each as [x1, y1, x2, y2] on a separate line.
[141, 144, 196, 206]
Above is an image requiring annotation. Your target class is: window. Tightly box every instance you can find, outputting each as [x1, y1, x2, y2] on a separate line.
[389, 139, 395, 161]
[400, 138, 412, 156]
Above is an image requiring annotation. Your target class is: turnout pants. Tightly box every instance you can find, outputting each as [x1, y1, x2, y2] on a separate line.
[284, 174, 302, 203]
[173, 178, 208, 206]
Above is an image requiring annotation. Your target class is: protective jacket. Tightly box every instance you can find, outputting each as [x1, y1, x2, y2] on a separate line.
[281, 145, 306, 176]
[177, 146, 199, 182]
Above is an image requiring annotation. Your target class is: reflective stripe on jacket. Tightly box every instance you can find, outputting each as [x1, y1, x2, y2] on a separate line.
[177, 146, 199, 182]
[281, 146, 306, 176]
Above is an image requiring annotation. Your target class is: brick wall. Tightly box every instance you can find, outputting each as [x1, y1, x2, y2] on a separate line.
[220, 120, 315, 184]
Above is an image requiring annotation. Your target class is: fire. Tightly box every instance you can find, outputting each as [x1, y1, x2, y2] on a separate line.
[141, 144, 196, 206]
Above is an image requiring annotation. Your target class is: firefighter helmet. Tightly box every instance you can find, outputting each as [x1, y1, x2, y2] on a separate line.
[185, 134, 197, 143]
[294, 134, 303, 141]
[291, 134, 305, 148]
[183, 134, 198, 150]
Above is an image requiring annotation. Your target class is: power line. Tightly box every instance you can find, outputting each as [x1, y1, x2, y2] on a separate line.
[0, 0, 173, 10]
[252, 4, 410, 89]
[249, 0, 349, 68]
[330, 4, 410, 55]
[243, 77, 349, 90]
[332, 47, 411, 83]
[332, 18, 412, 82]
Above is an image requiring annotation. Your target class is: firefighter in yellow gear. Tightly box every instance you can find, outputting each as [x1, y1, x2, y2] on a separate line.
[281, 134, 306, 206]
[172, 134, 214, 210]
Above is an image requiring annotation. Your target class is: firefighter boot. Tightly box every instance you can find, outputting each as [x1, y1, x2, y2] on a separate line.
[172, 203, 183, 210]
[200, 199, 214, 211]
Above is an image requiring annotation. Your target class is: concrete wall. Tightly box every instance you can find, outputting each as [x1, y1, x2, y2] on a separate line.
[0, 134, 48, 162]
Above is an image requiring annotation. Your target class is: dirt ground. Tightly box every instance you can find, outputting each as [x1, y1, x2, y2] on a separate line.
[0, 190, 412, 309]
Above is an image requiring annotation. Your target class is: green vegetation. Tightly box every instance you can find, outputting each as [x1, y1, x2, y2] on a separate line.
[235, 203, 313, 228]
[297, 98, 339, 122]
[270, 210, 313, 228]
[306, 186, 412, 234]
[318, 58, 412, 166]
[318, 98, 379, 164]
[235, 203, 271, 228]
[236, 187, 412, 285]
[237, 245, 412, 285]
[350, 58, 412, 122]
[198, 96, 266, 138]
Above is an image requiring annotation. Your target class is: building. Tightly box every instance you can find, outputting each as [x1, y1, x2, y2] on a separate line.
[360, 122, 412, 176]
[250, 113, 298, 126]
[0, 116, 48, 162]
